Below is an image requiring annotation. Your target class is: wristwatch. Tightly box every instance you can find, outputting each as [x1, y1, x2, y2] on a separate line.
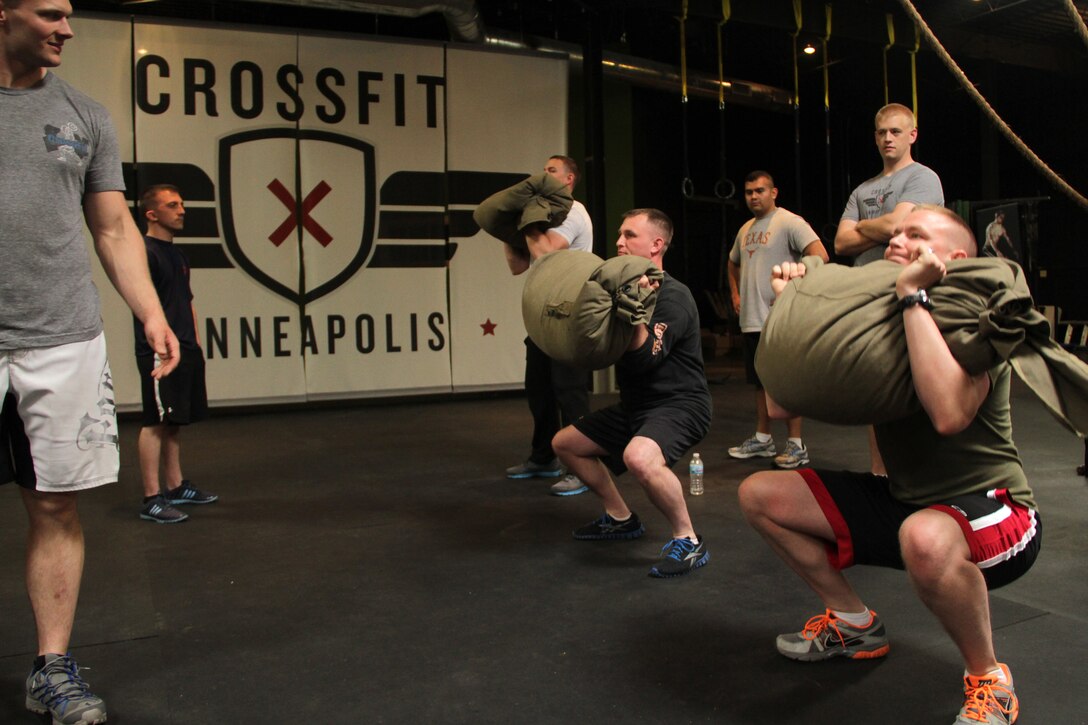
[897, 289, 934, 311]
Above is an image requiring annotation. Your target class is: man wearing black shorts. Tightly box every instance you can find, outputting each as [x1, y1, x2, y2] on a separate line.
[553, 208, 712, 578]
[135, 185, 217, 523]
[738, 205, 1040, 724]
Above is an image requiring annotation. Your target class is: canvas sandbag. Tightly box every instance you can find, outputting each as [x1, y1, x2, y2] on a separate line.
[472, 173, 573, 250]
[757, 256, 1088, 433]
[522, 250, 663, 370]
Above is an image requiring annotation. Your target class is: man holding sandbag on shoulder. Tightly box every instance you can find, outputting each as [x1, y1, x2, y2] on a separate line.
[739, 205, 1040, 725]
[553, 209, 713, 579]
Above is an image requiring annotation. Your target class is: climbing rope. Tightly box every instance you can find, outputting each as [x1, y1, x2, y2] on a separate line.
[1064, 0, 1088, 51]
[895, 0, 1088, 213]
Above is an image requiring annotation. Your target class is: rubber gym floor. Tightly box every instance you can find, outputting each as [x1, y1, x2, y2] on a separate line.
[1, 365, 1084, 724]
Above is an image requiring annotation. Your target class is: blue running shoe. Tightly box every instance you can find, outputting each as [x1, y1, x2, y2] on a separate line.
[649, 536, 709, 577]
[165, 480, 218, 505]
[25, 653, 107, 725]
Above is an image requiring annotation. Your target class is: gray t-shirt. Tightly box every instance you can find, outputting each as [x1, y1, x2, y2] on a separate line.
[840, 162, 943, 266]
[551, 199, 593, 252]
[729, 208, 818, 333]
[0, 72, 125, 350]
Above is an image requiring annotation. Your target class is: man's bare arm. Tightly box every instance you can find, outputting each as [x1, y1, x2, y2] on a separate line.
[84, 190, 180, 378]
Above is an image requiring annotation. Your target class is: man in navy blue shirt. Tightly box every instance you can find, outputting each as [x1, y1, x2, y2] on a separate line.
[134, 185, 218, 523]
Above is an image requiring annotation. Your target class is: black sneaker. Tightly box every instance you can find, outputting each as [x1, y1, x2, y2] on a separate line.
[140, 495, 188, 523]
[165, 480, 218, 505]
[25, 653, 107, 725]
[649, 536, 709, 577]
[573, 512, 645, 540]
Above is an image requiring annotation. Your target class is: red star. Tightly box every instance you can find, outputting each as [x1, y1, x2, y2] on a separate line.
[480, 318, 497, 335]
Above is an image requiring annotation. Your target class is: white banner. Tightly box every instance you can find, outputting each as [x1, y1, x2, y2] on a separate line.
[58, 15, 567, 408]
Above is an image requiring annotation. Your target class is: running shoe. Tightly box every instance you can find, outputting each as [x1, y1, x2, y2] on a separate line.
[774, 440, 810, 469]
[649, 536, 709, 577]
[140, 495, 189, 523]
[26, 653, 107, 725]
[728, 436, 776, 459]
[573, 512, 644, 540]
[776, 610, 890, 661]
[955, 663, 1019, 724]
[165, 480, 218, 505]
[550, 474, 588, 496]
[506, 458, 564, 479]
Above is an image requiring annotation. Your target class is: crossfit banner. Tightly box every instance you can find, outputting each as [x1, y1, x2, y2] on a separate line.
[58, 15, 568, 408]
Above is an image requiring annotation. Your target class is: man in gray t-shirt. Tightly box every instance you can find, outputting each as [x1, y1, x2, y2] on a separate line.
[1, 2, 178, 722]
[834, 103, 944, 266]
[727, 171, 827, 470]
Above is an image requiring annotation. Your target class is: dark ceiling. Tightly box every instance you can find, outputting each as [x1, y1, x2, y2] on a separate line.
[84, 0, 1088, 85]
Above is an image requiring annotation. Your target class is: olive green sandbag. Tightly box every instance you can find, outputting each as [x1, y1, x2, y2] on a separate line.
[522, 250, 663, 370]
[756, 255, 1088, 432]
[472, 173, 573, 250]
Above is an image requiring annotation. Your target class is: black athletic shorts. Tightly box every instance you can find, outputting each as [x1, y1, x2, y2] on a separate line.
[742, 332, 762, 388]
[137, 347, 208, 426]
[801, 468, 1042, 591]
[573, 401, 710, 475]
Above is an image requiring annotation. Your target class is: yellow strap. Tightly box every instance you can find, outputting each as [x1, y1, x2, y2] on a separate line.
[792, 0, 802, 107]
[679, 0, 689, 101]
[823, 4, 832, 110]
[910, 22, 920, 121]
[717, 0, 732, 107]
[883, 13, 895, 105]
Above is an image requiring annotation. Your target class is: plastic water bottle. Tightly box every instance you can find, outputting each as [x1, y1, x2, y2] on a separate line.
[689, 452, 704, 496]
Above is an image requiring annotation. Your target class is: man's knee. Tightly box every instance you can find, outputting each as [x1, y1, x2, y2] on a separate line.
[621, 437, 664, 479]
[22, 490, 80, 527]
[899, 510, 969, 577]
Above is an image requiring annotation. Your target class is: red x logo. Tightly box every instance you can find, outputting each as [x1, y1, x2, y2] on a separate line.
[267, 179, 333, 247]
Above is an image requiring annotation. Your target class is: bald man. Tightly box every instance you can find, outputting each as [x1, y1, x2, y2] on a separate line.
[739, 205, 1039, 725]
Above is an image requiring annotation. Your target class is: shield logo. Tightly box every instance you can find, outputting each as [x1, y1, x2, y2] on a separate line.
[219, 129, 376, 304]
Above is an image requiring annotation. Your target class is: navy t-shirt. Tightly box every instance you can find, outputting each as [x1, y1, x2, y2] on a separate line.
[133, 235, 199, 356]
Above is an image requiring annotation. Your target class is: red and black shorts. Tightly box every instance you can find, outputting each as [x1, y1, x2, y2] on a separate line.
[800, 468, 1041, 590]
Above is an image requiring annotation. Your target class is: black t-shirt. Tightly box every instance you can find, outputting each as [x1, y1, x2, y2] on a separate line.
[134, 235, 199, 356]
[616, 273, 711, 415]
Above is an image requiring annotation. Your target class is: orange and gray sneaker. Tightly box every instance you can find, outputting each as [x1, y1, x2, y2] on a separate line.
[955, 663, 1019, 724]
[775, 609, 890, 662]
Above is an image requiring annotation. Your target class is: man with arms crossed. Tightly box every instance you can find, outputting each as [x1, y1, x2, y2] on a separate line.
[726, 170, 828, 469]
[553, 209, 712, 578]
[504, 156, 593, 496]
[136, 185, 218, 524]
[739, 205, 1040, 724]
[1, 1, 179, 722]
[835, 102, 944, 474]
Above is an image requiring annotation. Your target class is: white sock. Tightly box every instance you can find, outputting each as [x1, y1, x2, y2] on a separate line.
[966, 666, 1009, 685]
[831, 609, 873, 627]
[755, 432, 772, 443]
[788, 437, 803, 448]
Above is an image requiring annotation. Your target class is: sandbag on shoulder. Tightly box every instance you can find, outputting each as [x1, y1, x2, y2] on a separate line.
[472, 173, 573, 250]
[523, 251, 662, 370]
[756, 255, 1088, 430]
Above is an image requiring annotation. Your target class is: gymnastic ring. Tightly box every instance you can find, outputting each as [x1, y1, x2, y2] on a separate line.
[714, 178, 736, 200]
[681, 177, 695, 199]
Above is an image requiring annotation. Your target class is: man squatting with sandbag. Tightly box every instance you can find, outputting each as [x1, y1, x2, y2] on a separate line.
[739, 205, 1040, 724]
[726, 170, 827, 469]
[503, 156, 593, 497]
[552, 209, 713, 578]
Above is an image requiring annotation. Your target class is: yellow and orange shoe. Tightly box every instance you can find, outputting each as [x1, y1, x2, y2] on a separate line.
[776, 609, 890, 662]
[955, 663, 1019, 724]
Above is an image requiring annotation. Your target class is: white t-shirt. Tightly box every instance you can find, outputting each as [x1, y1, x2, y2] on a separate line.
[550, 200, 593, 252]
